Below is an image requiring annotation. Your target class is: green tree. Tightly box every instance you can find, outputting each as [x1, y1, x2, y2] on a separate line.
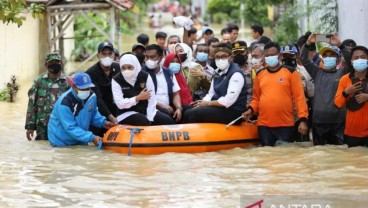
[273, 4, 300, 45]
[272, 0, 338, 45]
[309, 0, 338, 33]
[207, 0, 239, 23]
[0, 0, 44, 27]
[72, 0, 155, 60]
[207, 0, 290, 26]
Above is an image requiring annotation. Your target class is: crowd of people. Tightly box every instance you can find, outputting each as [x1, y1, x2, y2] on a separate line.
[25, 17, 368, 148]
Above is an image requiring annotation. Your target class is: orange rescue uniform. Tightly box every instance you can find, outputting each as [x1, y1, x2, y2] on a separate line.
[249, 66, 308, 127]
[334, 73, 368, 138]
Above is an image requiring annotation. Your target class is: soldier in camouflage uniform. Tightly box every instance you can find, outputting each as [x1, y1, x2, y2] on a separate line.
[25, 53, 70, 140]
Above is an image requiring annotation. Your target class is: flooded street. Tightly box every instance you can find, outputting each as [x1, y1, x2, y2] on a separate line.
[0, 81, 367, 207]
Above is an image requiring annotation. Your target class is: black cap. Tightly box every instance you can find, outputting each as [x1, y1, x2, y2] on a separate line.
[214, 42, 233, 54]
[155, 31, 167, 39]
[98, 41, 114, 53]
[132, 43, 146, 51]
[232, 41, 247, 52]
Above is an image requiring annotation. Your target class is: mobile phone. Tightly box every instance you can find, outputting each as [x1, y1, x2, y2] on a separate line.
[352, 77, 360, 84]
[315, 34, 331, 43]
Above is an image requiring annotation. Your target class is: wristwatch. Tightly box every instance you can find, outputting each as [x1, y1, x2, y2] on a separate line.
[176, 106, 183, 111]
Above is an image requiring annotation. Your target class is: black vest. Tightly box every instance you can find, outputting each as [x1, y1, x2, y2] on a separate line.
[212, 62, 247, 112]
[113, 71, 149, 116]
[142, 66, 174, 106]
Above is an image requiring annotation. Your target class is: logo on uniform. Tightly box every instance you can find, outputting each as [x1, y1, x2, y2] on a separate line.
[140, 82, 146, 89]
[83, 75, 88, 83]
[278, 77, 284, 83]
[88, 104, 93, 111]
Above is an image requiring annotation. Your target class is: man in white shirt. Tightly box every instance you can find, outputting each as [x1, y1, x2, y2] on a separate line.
[142, 44, 183, 123]
[183, 43, 248, 124]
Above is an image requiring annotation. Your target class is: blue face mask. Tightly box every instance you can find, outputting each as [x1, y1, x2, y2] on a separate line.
[323, 57, 337, 69]
[169, 63, 181, 74]
[196, 52, 208, 62]
[265, 55, 279, 67]
[353, 59, 368, 72]
[77, 90, 90, 100]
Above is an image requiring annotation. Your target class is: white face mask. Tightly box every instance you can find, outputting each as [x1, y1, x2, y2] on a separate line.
[121, 70, 135, 79]
[77, 90, 90, 100]
[100, 57, 113, 67]
[251, 58, 261, 65]
[215, 59, 229, 70]
[145, 59, 159, 70]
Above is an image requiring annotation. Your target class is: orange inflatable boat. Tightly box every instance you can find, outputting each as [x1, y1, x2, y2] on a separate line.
[102, 122, 259, 155]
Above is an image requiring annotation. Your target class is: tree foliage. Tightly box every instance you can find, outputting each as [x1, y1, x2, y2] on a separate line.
[0, 0, 45, 27]
[273, 0, 338, 45]
[309, 0, 338, 33]
[272, 2, 301, 45]
[206, 0, 290, 26]
[72, 0, 156, 60]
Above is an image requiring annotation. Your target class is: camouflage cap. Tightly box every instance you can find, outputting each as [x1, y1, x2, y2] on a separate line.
[45, 53, 62, 63]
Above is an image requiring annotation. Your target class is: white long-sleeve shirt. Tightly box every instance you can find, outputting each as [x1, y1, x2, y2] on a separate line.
[202, 72, 245, 108]
[155, 68, 181, 106]
[112, 75, 157, 122]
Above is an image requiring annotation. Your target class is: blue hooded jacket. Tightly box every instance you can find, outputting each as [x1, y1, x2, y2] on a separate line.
[48, 88, 106, 147]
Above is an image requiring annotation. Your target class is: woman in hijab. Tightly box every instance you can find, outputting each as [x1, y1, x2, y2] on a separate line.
[174, 43, 207, 96]
[162, 53, 193, 106]
[112, 54, 175, 126]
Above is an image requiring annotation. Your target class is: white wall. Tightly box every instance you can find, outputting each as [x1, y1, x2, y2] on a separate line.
[338, 0, 368, 47]
[0, 14, 41, 88]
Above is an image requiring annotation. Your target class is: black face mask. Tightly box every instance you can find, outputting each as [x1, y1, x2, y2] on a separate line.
[282, 58, 297, 68]
[135, 54, 146, 65]
[233, 54, 247, 67]
[48, 63, 62, 74]
[179, 53, 188, 62]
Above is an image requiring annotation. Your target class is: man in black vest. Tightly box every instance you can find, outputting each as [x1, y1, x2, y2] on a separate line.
[142, 44, 183, 123]
[85, 41, 119, 136]
[183, 43, 248, 124]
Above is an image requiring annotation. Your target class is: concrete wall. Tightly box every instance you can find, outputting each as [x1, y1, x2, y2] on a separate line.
[338, 0, 368, 47]
[0, 13, 75, 90]
[0, 14, 46, 88]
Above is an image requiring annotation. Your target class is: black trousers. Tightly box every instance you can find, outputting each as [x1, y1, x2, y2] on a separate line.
[312, 123, 344, 145]
[258, 126, 294, 146]
[344, 135, 368, 147]
[119, 111, 175, 126]
[183, 106, 243, 124]
[157, 105, 192, 123]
